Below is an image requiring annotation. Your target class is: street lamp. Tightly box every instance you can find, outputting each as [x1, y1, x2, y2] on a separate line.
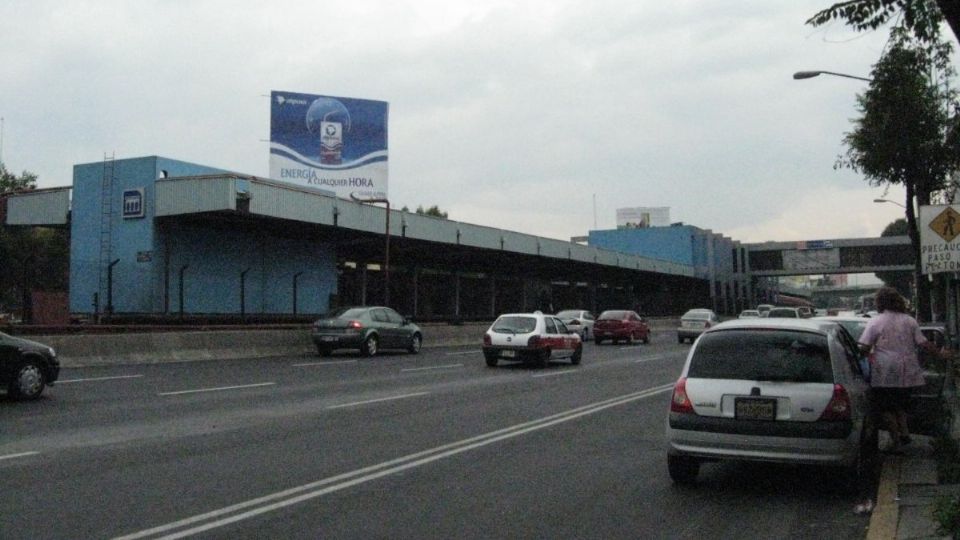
[350, 194, 391, 307]
[793, 70, 872, 82]
[873, 198, 907, 209]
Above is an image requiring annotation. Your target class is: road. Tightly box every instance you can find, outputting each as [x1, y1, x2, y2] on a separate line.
[1, 336, 875, 539]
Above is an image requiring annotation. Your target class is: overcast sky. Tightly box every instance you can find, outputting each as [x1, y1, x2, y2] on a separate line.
[3, 0, 951, 244]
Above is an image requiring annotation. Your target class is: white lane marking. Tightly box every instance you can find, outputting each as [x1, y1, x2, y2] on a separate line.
[113, 383, 673, 540]
[400, 364, 463, 373]
[291, 360, 358, 367]
[158, 382, 276, 397]
[326, 392, 430, 410]
[57, 374, 144, 384]
[531, 369, 579, 378]
[444, 351, 479, 356]
[0, 451, 40, 461]
[634, 354, 674, 363]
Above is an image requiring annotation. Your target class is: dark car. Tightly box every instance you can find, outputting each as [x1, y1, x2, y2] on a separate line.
[593, 310, 649, 345]
[311, 306, 422, 357]
[1, 332, 60, 400]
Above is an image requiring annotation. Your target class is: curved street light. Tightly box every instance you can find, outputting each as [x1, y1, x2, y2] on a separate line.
[793, 70, 872, 82]
[873, 198, 907, 209]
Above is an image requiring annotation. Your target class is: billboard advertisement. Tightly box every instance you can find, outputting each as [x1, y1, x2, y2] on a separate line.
[269, 91, 388, 200]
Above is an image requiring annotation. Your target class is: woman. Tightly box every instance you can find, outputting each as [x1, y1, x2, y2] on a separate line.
[858, 287, 942, 451]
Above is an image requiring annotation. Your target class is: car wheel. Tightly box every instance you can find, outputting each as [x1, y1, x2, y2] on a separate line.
[484, 353, 498, 367]
[408, 333, 422, 354]
[667, 455, 699, 485]
[840, 424, 878, 494]
[571, 344, 582, 365]
[643, 333, 650, 345]
[8, 358, 45, 400]
[594, 337, 603, 345]
[678, 336, 684, 344]
[361, 334, 379, 357]
[316, 345, 332, 357]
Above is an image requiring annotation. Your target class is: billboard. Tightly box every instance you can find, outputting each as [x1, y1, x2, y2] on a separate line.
[616, 207, 670, 229]
[269, 91, 389, 200]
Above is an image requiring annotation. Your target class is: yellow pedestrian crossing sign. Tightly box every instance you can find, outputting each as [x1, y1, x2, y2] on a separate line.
[920, 205, 960, 274]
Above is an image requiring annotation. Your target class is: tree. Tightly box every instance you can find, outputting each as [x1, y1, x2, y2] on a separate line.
[808, 0, 960, 47]
[840, 42, 960, 320]
[876, 219, 915, 294]
[400, 205, 449, 218]
[0, 161, 37, 194]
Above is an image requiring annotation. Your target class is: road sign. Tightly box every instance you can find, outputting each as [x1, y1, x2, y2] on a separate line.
[919, 205, 960, 274]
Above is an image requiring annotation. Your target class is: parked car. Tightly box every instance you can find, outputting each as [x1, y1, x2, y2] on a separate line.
[665, 318, 876, 491]
[812, 315, 869, 341]
[311, 306, 422, 357]
[677, 309, 718, 344]
[593, 310, 649, 345]
[555, 309, 596, 340]
[797, 306, 814, 318]
[1, 332, 60, 400]
[483, 311, 582, 368]
[766, 307, 802, 318]
[756, 304, 774, 317]
[738, 309, 760, 319]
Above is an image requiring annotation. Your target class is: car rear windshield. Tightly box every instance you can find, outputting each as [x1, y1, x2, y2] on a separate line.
[598, 311, 628, 320]
[492, 316, 537, 334]
[682, 311, 712, 320]
[556, 311, 579, 318]
[329, 307, 369, 319]
[687, 330, 833, 383]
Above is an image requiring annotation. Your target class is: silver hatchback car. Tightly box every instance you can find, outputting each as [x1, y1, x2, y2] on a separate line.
[665, 318, 876, 490]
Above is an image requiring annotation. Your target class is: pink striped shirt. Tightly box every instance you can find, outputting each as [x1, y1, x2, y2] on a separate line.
[858, 311, 927, 388]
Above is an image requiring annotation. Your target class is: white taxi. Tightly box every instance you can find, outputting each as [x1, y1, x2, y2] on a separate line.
[482, 311, 583, 368]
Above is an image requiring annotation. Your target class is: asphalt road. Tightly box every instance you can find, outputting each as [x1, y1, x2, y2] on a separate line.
[1, 336, 876, 539]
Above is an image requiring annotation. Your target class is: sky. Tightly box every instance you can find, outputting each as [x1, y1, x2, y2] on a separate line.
[1, 0, 949, 245]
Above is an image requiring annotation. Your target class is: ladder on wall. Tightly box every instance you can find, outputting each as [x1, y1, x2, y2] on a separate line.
[97, 153, 116, 317]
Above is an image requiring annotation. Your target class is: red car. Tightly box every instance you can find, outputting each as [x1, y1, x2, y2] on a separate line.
[593, 310, 650, 345]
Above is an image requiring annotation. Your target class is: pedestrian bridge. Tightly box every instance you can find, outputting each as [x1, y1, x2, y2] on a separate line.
[745, 236, 913, 276]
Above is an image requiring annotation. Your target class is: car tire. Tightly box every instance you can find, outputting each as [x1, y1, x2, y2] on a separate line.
[484, 353, 498, 367]
[667, 455, 699, 485]
[839, 424, 878, 494]
[316, 345, 332, 357]
[643, 333, 650, 344]
[538, 349, 550, 368]
[678, 336, 684, 344]
[8, 358, 45, 400]
[408, 333, 422, 354]
[361, 334, 379, 357]
[571, 345, 582, 365]
[594, 337, 603, 345]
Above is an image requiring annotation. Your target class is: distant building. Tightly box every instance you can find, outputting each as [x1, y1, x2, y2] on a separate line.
[616, 207, 670, 229]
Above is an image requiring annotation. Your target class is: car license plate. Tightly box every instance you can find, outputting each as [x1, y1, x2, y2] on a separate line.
[321, 336, 337, 342]
[502, 350, 515, 358]
[735, 398, 776, 421]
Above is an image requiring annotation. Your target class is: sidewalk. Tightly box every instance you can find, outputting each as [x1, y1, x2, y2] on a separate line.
[868, 393, 960, 539]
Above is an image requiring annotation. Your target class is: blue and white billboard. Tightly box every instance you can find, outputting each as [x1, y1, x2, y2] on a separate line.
[269, 91, 388, 200]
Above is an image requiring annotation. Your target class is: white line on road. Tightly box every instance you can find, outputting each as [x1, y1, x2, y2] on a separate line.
[531, 370, 579, 378]
[634, 354, 674, 363]
[158, 382, 276, 397]
[291, 360, 358, 367]
[113, 383, 673, 540]
[57, 374, 145, 384]
[400, 364, 463, 372]
[326, 392, 430, 410]
[443, 351, 478, 356]
[0, 451, 40, 461]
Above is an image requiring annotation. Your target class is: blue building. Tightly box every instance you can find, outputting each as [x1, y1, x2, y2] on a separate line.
[68, 156, 338, 316]
[588, 224, 749, 314]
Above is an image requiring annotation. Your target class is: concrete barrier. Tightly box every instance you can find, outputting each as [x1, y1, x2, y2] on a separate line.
[37, 318, 680, 368]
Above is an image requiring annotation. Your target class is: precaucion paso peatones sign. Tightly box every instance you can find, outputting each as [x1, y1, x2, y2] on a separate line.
[920, 204, 960, 274]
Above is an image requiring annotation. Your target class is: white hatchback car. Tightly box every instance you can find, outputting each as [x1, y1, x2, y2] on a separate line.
[483, 312, 583, 368]
[665, 318, 876, 491]
[555, 309, 596, 340]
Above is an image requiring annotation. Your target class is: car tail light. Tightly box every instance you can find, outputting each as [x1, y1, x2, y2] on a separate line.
[704, 321, 712, 328]
[348, 320, 363, 329]
[483, 334, 491, 346]
[527, 335, 541, 348]
[670, 378, 694, 414]
[818, 384, 852, 421]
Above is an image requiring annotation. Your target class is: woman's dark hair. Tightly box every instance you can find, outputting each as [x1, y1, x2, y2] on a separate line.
[875, 286, 907, 313]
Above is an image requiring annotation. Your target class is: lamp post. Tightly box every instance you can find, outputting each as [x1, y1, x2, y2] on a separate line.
[793, 70, 872, 82]
[873, 198, 907, 208]
[350, 194, 391, 307]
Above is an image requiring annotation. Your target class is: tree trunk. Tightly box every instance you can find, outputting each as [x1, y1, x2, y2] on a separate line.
[906, 183, 932, 321]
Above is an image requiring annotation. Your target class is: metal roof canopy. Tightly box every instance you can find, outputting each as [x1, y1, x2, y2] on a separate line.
[2, 187, 71, 226]
[155, 174, 696, 280]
